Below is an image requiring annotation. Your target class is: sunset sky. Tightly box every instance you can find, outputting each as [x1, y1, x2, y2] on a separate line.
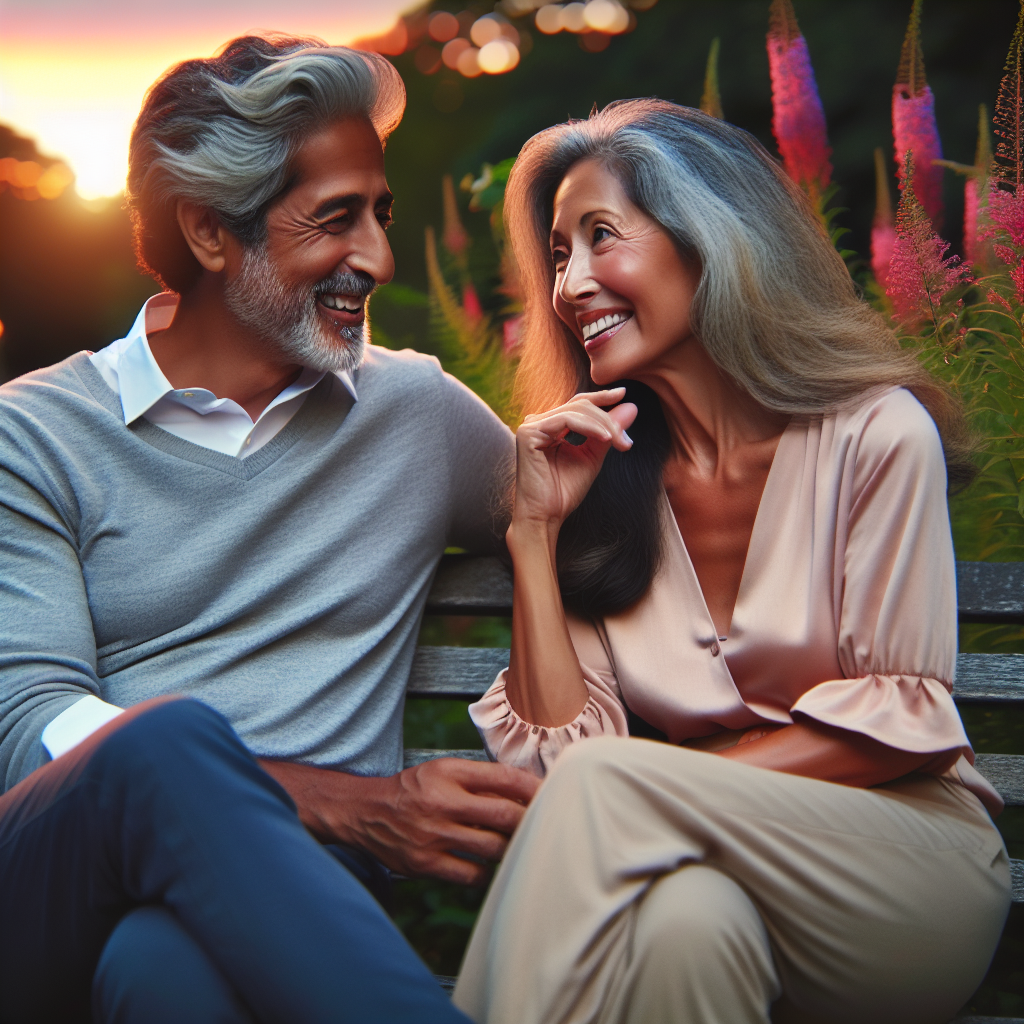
[0, 0, 412, 199]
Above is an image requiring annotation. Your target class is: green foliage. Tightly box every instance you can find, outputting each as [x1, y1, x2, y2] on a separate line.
[889, 271, 1024, 560]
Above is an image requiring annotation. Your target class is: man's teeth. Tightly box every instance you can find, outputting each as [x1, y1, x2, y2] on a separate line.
[582, 312, 629, 340]
[320, 294, 362, 312]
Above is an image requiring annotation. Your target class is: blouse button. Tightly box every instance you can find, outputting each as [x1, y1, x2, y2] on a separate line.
[710, 641, 721, 657]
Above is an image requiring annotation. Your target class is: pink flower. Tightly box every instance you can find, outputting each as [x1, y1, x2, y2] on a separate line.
[442, 174, 469, 259]
[502, 314, 522, 355]
[980, 182, 1024, 303]
[887, 153, 971, 325]
[872, 224, 897, 290]
[767, 0, 831, 193]
[892, 0, 943, 226]
[462, 281, 483, 322]
[964, 176, 981, 266]
[871, 147, 895, 288]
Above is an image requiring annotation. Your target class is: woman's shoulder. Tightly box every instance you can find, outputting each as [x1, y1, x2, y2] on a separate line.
[823, 386, 946, 487]
[831, 386, 942, 455]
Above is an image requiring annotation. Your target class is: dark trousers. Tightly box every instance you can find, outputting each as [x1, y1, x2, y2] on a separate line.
[0, 697, 469, 1024]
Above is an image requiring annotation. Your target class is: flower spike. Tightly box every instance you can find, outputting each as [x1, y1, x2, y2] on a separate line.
[893, 0, 944, 226]
[701, 38, 724, 120]
[766, 0, 832, 199]
[993, 0, 1024, 187]
[872, 148, 896, 289]
[887, 151, 971, 325]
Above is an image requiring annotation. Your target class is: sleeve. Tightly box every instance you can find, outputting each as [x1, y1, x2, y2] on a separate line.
[790, 391, 971, 762]
[440, 371, 515, 554]
[468, 614, 630, 776]
[0, 462, 104, 791]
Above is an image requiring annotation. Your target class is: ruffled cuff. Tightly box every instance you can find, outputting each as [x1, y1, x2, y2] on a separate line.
[468, 668, 629, 777]
[791, 673, 971, 756]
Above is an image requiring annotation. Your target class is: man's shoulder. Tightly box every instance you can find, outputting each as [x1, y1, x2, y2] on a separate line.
[354, 344, 446, 395]
[1, 351, 114, 416]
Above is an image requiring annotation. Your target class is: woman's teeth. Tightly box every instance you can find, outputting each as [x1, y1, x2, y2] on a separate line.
[582, 312, 629, 340]
[320, 294, 362, 312]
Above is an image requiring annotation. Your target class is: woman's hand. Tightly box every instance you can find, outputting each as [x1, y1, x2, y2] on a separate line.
[512, 387, 638, 533]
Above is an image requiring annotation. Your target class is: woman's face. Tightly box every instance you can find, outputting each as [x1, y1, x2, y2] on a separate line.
[550, 158, 701, 386]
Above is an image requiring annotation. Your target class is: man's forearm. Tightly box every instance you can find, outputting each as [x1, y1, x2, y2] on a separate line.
[258, 759, 387, 847]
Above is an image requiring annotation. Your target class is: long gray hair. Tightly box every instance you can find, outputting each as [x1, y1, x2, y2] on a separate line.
[127, 34, 405, 292]
[505, 99, 973, 617]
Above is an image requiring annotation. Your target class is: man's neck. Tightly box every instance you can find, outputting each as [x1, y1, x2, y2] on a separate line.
[148, 277, 304, 421]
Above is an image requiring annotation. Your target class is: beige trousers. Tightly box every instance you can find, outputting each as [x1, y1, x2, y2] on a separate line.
[453, 738, 1011, 1024]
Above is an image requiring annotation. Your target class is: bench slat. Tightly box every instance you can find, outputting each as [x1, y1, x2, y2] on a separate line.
[410, 646, 1024, 705]
[424, 556, 1024, 624]
[426, 555, 512, 616]
[973, 754, 1024, 806]
[404, 748, 489, 767]
[408, 646, 507, 699]
[954, 654, 1024, 701]
[957, 561, 1024, 623]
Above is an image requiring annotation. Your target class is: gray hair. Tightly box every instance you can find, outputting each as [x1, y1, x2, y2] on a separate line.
[127, 34, 405, 293]
[506, 99, 973, 485]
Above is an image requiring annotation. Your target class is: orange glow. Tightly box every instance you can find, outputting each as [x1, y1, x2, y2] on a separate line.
[0, 1, 410, 200]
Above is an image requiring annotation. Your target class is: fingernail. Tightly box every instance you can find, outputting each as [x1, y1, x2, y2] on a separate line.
[622, 431, 633, 446]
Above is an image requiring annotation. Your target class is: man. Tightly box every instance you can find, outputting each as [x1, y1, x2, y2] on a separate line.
[0, 35, 538, 1023]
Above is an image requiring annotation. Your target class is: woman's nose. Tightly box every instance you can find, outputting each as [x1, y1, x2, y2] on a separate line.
[559, 252, 597, 305]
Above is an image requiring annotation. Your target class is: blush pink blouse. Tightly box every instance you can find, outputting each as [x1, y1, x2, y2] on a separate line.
[470, 388, 999, 811]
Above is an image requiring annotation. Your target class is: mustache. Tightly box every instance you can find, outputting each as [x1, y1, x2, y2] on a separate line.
[312, 270, 377, 302]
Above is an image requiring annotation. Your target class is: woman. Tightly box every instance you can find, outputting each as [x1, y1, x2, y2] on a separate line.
[452, 101, 1011, 1024]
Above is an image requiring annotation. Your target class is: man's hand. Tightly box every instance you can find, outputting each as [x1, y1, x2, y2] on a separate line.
[259, 757, 540, 885]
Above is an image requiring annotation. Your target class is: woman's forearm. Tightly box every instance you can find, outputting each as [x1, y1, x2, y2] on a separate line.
[503, 521, 590, 728]
[716, 720, 954, 788]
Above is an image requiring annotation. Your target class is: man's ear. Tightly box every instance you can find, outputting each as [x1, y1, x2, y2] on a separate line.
[176, 201, 229, 273]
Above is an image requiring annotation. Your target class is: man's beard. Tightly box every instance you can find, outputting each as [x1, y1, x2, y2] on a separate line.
[224, 242, 375, 375]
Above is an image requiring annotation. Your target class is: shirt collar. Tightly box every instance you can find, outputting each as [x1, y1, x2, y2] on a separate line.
[112, 293, 358, 425]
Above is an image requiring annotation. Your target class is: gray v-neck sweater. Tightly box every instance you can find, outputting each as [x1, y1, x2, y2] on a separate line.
[0, 346, 512, 790]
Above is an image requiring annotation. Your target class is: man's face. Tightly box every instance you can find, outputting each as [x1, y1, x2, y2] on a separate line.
[224, 116, 395, 374]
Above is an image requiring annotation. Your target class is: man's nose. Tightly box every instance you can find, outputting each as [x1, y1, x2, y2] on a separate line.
[345, 215, 395, 288]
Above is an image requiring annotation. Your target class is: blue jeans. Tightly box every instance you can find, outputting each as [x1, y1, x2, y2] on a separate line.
[0, 698, 469, 1024]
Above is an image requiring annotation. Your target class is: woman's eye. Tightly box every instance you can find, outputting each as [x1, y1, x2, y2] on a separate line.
[593, 226, 612, 245]
[552, 248, 569, 269]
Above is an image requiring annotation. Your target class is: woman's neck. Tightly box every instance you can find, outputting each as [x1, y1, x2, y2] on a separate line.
[635, 337, 788, 473]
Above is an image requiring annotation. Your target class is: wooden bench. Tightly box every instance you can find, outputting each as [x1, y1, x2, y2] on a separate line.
[409, 554, 1024, 1019]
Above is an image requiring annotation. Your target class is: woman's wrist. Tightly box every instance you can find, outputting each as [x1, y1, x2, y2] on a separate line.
[507, 516, 561, 562]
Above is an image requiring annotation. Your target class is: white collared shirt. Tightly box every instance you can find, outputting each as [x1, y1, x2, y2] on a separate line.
[42, 293, 358, 759]
[88, 292, 357, 458]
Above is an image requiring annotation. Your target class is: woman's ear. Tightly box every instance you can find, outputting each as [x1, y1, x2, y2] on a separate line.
[175, 200, 229, 273]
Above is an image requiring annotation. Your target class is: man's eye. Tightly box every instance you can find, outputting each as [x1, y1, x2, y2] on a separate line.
[377, 211, 394, 229]
[322, 215, 350, 233]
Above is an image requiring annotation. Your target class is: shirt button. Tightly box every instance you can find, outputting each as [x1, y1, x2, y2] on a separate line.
[244, 437, 252, 446]
[710, 641, 721, 657]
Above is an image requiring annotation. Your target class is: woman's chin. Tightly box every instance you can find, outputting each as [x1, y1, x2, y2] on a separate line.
[589, 356, 634, 388]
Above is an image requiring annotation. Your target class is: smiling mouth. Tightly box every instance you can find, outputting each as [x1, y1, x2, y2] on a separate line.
[318, 294, 364, 315]
[581, 311, 632, 342]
